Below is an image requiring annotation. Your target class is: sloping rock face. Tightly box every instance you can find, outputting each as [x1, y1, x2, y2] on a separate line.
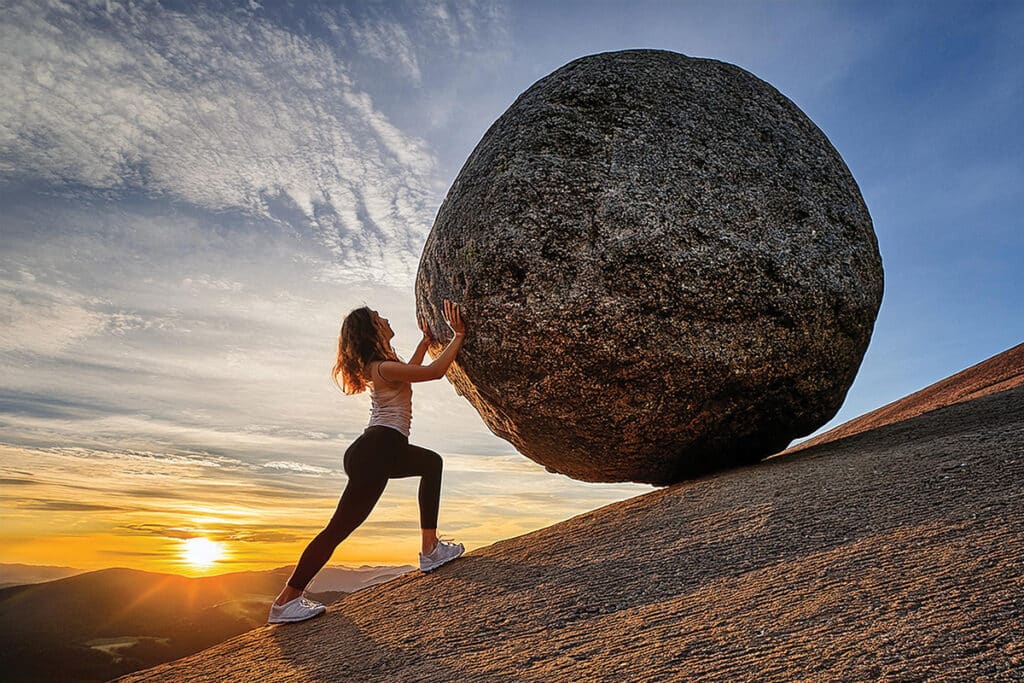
[121, 383, 1024, 682]
[782, 342, 1024, 455]
[416, 49, 883, 484]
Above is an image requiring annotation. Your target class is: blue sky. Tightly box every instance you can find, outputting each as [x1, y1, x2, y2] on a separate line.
[0, 0, 1021, 569]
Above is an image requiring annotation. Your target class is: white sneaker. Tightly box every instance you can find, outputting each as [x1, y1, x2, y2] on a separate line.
[419, 538, 465, 572]
[267, 595, 326, 624]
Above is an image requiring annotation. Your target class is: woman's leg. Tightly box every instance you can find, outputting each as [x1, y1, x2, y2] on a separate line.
[389, 444, 443, 554]
[274, 427, 405, 606]
[278, 474, 388, 602]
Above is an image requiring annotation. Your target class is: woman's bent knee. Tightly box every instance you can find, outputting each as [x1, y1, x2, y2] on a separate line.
[427, 450, 442, 473]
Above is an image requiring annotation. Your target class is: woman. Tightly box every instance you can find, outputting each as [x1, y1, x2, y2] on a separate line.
[268, 299, 467, 624]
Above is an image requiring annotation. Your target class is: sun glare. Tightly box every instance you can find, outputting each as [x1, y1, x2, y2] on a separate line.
[181, 537, 224, 568]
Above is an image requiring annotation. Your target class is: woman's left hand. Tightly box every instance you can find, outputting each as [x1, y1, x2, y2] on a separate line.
[417, 314, 433, 345]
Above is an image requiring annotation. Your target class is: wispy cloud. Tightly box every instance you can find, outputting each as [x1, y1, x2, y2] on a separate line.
[8, 499, 129, 512]
[261, 460, 334, 475]
[0, 0, 460, 283]
[0, 279, 108, 354]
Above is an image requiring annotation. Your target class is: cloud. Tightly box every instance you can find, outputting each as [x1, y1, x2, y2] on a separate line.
[261, 460, 334, 475]
[220, 529, 311, 544]
[336, 7, 423, 84]
[119, 520, 317, 546]
[36, 445, 247, 470]
[0, 0, 451, 284]
[119, 523, 202, 540]
[98, 549, 167, 557]
[0, 286, 108, 355]
[13, 499, 128, 512]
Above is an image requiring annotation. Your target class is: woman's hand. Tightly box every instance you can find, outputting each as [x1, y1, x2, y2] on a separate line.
[376, 300, 466, 383]
[417, 314, 433, 345]
[444, 299, 466, 336]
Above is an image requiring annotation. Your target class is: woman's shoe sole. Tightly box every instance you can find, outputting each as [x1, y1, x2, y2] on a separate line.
[267, 606, 326, 624]
[268, 612, 325, 624]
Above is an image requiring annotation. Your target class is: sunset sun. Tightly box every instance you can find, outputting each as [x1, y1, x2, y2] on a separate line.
[181, 537, 224, 568]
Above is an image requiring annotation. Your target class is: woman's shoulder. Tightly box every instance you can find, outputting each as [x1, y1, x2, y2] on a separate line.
[368, 359, 404, 384]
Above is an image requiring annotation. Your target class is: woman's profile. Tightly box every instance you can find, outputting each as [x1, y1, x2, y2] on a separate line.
[268, 299, 467, 624]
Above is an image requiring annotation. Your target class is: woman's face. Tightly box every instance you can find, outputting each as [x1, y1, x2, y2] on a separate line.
[372, 310, 394, 341]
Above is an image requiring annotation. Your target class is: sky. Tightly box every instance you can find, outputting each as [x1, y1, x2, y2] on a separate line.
[1, 0, 1021, 576]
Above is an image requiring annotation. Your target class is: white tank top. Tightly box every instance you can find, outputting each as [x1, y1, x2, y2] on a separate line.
[367, 361, 412, 437]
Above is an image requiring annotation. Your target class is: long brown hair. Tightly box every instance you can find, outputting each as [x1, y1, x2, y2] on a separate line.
[331, 306, 401, 395]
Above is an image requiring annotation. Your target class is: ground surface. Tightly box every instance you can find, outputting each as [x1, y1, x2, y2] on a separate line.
[782, 342, 1023, 455]
[121, 382, 1024, 682]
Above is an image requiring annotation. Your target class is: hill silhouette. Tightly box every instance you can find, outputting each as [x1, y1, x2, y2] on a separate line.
[0, 564, 410, 682]
[0, 563, 83, 589]
[121, 343, 1024, 681]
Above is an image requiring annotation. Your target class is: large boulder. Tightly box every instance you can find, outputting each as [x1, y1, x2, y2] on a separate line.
[416, 49, 883, 485]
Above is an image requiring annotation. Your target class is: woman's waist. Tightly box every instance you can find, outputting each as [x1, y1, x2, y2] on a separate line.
[369, 402, 411, 415]
[368, 412, 411, 427]
[352, 421, 409, 438]
[357, 423, 410, 442]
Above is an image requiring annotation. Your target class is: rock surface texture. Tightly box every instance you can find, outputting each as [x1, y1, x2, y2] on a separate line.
[415, 49, 883, 484]
[120, 376, 1024, 682]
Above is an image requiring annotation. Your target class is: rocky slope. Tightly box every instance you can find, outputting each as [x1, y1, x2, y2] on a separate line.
[781, 341, 1023, 454]
[123, 350, 1023, 682]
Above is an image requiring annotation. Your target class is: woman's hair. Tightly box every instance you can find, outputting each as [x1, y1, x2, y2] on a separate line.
[332, 306, 401, 395]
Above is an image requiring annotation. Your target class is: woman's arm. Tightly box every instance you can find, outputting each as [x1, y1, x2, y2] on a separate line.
[409, 338, 431, 366]
[377, 300, 466, 383]
[408, 315, 432, 366]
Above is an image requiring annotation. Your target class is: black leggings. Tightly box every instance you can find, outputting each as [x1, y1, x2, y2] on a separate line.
[286, 425, 442, 590]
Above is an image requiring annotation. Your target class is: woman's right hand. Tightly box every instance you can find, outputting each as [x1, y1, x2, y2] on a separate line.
[444, 299, 466, 336]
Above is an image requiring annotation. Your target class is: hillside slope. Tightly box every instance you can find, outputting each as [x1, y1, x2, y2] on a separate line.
[781, 341, 1023, 454]
[0, 565, 409, 682]
[124, 380, 1024, 681]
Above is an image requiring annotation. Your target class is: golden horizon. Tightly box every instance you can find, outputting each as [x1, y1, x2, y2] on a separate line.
[0, 443, 649, 577]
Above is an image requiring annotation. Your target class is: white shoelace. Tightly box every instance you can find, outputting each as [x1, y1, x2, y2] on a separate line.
[425, 537, 459, 557]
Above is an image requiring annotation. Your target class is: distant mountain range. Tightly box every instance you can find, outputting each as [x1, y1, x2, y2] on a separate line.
[0, 563, 412, 682]
[0, 563, 84, 589]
